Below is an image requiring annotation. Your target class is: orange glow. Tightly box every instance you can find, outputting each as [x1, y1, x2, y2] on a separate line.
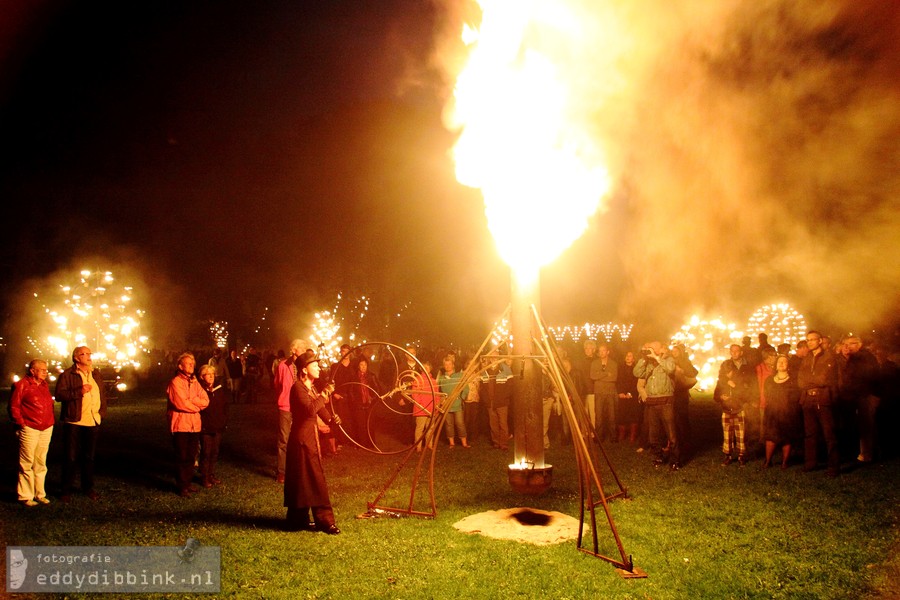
[446, 0, 614, 281]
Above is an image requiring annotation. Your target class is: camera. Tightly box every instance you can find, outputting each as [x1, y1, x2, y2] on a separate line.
[641, 348, 653, 355]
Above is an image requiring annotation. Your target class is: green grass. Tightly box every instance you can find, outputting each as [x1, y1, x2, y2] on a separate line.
[2, 391, 899, 599]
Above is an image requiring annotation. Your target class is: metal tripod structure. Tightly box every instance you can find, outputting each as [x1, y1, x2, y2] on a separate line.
[357, 305, 646, 577]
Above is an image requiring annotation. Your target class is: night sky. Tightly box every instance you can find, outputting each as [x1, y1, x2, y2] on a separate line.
[1, 0, 898, 361]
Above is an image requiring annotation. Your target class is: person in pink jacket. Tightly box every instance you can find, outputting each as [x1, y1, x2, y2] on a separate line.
[166, 353, 209, 497]
[408, 360, 438, 451]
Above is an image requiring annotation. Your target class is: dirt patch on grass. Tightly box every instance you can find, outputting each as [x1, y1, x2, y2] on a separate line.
[453, 507, 579, 545]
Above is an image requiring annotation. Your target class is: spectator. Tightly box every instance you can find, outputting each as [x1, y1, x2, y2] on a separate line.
[616, 351, 641, 445]
[55, 346, 108, 502]
[633, 341, 681, 470]
[463, 358, 482, 444]
[714, 344, 754, 467]
[741, 336, 761, 368]
[480, 349, 512, 451]
[198, 364, 227, 488]
[9, 359, 55, 506]
[244, 347, 263, 404]
[797, 330, 840, 477]
[225, 349, 243, 404]
[407, 359, 438, 451]
[590, 343, 618, 443]
[842, 336, 881, 464]
[273, 340, 307, 482]
[350, 357, 382, 449]
[207, 348, 227, 388]
[757, 332, 775, 357]
[762, 354, 802, 469]
[438, 354, 470, 448]
[789, 340, 808, 379]
[166, 352, 209, 497]
[752, 347, 778, 454]
[577, 340, 598, 429]
[330, 344, 355, 446]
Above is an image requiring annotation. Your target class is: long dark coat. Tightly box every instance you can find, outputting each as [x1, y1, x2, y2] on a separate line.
[284, 380, 335, 509]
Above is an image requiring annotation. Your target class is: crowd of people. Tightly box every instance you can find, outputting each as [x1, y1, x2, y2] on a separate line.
[7, 331, 898, 535]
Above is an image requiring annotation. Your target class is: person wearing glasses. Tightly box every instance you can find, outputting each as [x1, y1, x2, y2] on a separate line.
[9, 359, 55, 506]
[55, 346, 108, 502]
[797, 330, 840, 476]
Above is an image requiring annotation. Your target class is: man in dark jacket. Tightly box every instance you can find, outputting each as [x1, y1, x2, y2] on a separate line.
[797, 330, 840, 476]
[714, 345, 754, 466]
[842, 336, 881, 463]
[55, 346, 108, 502]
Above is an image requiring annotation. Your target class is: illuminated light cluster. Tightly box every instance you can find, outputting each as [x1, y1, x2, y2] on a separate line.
[29, 269, 149, 370]
[208, 320, 228, 349]
[305, 293, 373, 363]
[671, 316, 743, 391]
[549, 323, 634, 343]
[447, 0, 613, 282]
[745, 303, 807, 348]
[309, 311, 342, 364]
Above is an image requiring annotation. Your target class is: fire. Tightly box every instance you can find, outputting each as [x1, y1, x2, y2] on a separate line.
[446, 0, 614, 281]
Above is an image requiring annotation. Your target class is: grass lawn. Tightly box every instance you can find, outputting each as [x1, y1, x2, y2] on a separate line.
[2, 388, 899, 599]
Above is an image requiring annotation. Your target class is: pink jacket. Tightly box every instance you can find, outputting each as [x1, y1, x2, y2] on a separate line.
[410, 372, 437, 417]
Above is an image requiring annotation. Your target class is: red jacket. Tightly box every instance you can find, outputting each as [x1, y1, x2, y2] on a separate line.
[9, 376, 55, 430]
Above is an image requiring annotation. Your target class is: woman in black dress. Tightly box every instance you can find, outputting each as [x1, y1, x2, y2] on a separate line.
[763, 355, 802, 469]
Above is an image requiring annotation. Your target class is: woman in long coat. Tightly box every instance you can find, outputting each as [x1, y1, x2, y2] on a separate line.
[284, 353, 341, 534]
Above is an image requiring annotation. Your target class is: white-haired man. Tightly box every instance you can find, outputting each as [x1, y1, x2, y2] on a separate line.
[55, 346, 108, 502]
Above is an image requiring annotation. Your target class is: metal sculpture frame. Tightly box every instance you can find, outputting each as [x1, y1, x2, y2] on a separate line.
[342, 306, 646, 577]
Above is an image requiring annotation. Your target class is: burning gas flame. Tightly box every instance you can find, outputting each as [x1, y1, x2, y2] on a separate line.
[446, 0, 614, 282]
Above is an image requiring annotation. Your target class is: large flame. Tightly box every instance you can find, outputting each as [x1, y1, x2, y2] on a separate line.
[447, 0, 614, 281]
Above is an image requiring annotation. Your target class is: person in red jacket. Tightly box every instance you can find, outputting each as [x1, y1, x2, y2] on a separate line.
[9, 359, 55, 506]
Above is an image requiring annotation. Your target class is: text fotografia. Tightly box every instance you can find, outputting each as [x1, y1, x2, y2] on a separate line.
[7, 545, 221, 593]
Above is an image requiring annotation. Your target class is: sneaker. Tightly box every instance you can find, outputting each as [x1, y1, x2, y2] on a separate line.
[670, 462, 682, 471]
[652, 458, 665, 467]
[36, 497, 51, 505]
[738, 455, 747, 467]
[21, 499, 38, 507]
[721, 455, 733, 466]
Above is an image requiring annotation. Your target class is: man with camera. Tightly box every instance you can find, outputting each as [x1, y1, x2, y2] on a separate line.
[633, 341, 681, 470]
